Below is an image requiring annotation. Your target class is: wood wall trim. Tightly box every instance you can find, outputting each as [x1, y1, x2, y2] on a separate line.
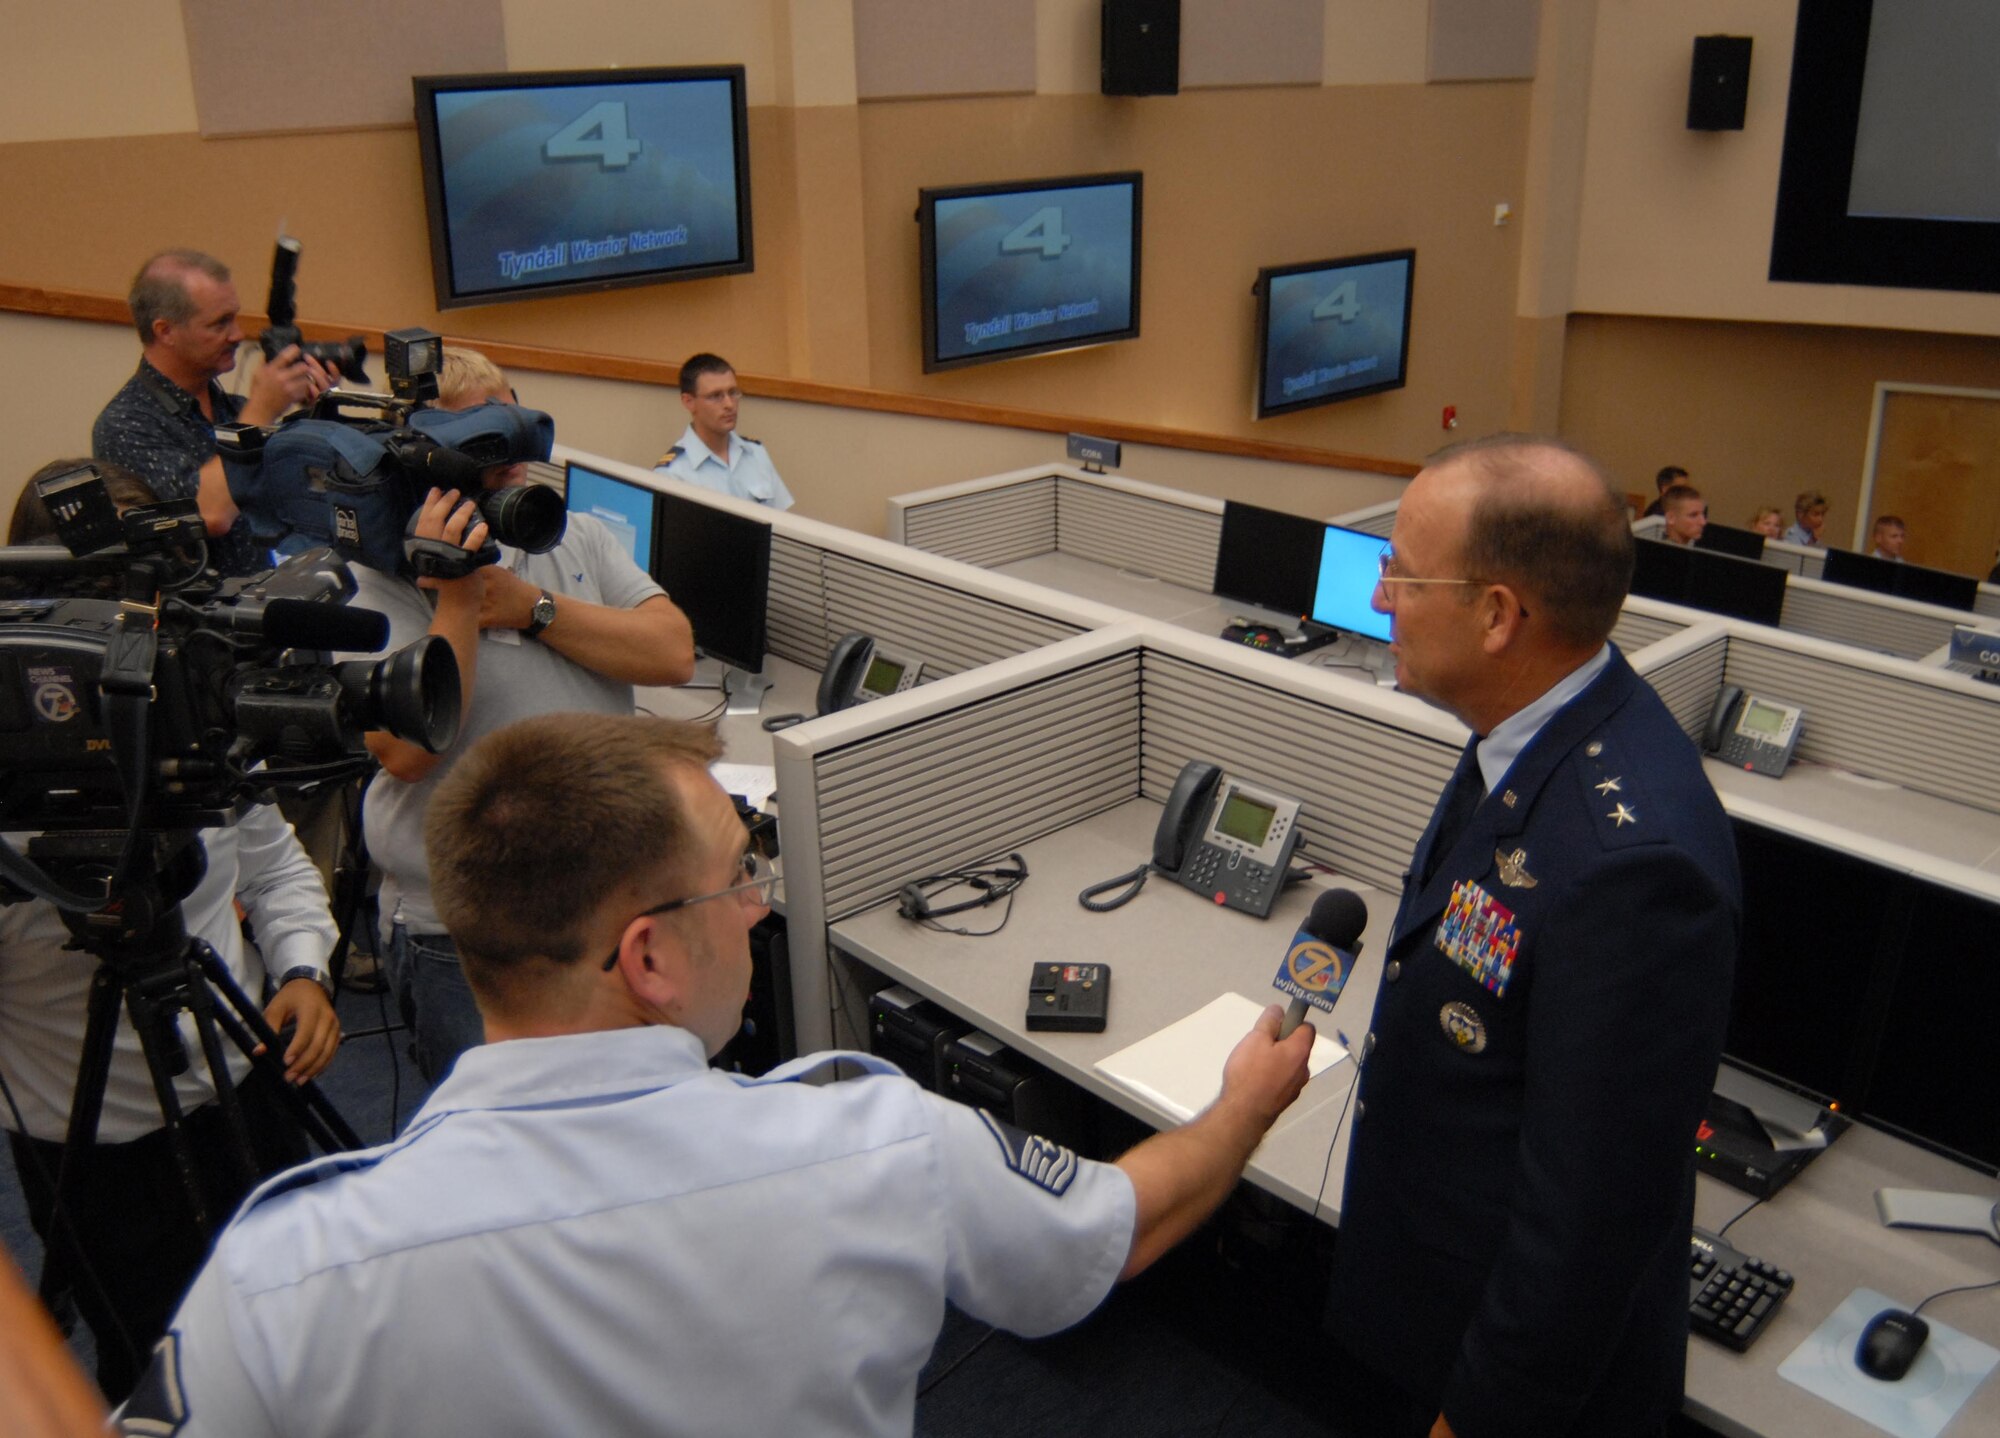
[0, 281, 1419, 480]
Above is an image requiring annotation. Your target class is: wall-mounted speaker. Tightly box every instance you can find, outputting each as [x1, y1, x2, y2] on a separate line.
[1102, 0, 1180, 97]
[1687, 35, 1752, 131]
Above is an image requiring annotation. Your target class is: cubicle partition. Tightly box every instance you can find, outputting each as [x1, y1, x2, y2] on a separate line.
[555, 445, 1131, 679]
[772, 621, 1465, 1051]
[888, 464, 1224, 589]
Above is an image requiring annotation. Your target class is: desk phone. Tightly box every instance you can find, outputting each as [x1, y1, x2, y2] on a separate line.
[1154, 761, 1303, 918]
[1703, 685, 1802, 777]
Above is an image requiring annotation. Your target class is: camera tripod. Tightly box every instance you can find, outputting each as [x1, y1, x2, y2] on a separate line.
[16, 829, 361, 1251]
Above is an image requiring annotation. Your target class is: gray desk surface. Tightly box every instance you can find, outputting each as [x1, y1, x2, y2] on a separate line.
[634, 655, 822, 771]
[829, 799, 2000, 1438]
[829, 799, 1387, 1219]
[1705, 757, 2000, 900]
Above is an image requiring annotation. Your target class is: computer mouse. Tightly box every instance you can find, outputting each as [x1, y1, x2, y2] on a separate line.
[1855, 1308, 1929, 1381]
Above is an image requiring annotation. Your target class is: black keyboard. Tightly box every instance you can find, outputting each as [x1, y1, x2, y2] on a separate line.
[1689, 1226, 1793, 1351]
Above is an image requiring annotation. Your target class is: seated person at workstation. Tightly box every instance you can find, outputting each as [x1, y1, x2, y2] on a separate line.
[1658, 483, 1707, 546]
[340, 349, 695, 1084]
[91, 249, 336, 577]
[1782, 489, 1829, 548]
[1869, 513, 1907, 561]
[1747, 505, 1784, 540]
[1639, 464, 1686, 519]
[124, 712, 1317, 1436]
[655, 352, 794, 509]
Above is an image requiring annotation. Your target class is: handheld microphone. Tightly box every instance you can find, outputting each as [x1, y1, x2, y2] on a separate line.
[1272, 888, 1368, 1038]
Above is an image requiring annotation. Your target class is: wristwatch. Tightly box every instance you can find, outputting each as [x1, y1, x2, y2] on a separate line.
[524, 589, 558, 639]
[278, 965, 334, 1000]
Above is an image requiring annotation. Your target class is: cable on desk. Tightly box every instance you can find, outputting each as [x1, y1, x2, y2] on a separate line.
[1078, 862, 1150, 912]
[1913, 1275, 2000, 1317]
[1715, 1194, 1766, 1238]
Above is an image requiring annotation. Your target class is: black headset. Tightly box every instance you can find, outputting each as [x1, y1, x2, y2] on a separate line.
[896, 854, 1029, 929]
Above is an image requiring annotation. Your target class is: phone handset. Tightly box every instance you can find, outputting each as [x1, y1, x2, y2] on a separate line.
[1153, 761, 1221, 874]
[1702, 683, 1803, 777]
[766, 632, 928, 732]
[1152, 759, 1303, 918]
[1702, 684, 1745, 754]
[817, 632, 876, 716]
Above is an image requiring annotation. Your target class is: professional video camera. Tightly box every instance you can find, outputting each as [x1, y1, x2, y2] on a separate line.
[0, 462, 461, 833]
[220, 326, 565, 581]
[260, 235, 370, 383]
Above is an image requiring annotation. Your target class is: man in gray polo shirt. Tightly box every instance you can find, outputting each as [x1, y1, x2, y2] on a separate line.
[349, 468, 694, 1082]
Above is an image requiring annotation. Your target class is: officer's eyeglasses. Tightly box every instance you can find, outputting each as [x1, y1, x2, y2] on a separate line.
[1374, 547, 1480, 590]
[599, 851, 777, 971]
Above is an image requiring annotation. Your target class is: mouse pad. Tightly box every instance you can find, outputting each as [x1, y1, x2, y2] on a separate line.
[1777, 1287, 1998, 1438]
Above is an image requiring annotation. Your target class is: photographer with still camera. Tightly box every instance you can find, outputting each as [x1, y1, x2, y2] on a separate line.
[0, 461, 455, 1400]
[91, 249, 348, 578]
[227, 336, 695, 1082]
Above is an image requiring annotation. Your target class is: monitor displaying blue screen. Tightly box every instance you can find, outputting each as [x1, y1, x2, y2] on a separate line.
[1310, 525, 1393, 643]
[414, 66, 752, 309]
[565, 463, 658, 573]
[1256, 250, 1415, 418]
[919, 172, 1141, 372]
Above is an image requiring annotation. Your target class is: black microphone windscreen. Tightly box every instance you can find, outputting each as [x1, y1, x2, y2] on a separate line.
[1305, 888, 1369, 947]
[260, 599, 390, 653]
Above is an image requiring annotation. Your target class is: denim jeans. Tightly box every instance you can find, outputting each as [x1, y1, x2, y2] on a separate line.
[389, 924, 485, 1084]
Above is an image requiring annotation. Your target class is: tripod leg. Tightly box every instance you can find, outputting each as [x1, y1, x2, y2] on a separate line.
[121, 982, 231, 1231]
[192, 944, 364, 1153]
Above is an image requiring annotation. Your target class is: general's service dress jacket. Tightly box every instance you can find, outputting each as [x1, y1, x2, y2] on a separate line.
[1326, 648, 1740, 1438]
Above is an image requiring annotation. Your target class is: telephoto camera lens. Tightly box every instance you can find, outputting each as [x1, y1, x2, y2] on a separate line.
[477, 483, 565, 554]
[336, 634, 462, 753]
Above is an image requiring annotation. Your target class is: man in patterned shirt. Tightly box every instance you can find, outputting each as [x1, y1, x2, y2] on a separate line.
[92, 249, 333, 575]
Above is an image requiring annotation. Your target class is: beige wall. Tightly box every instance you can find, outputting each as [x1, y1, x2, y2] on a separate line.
[1570, 0, 2000, 338]
[1559, 314, 2000, 553]
[0, 309, 1406, 542]
[7, 0, 2000, 542]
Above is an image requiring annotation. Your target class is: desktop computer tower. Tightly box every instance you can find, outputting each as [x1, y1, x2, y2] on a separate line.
[713, 915, 795, 1077]
[867, 985, 968, 1093]
[939, 1030, 1088, 1151]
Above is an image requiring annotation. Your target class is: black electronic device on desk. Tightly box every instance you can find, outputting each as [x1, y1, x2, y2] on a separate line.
[1703, 684, 1803, 777]
[1026, 962, 1109, 1032]
[1689, 1226, 1794, 1351]
[1154, 760, 1304, 918]
[1695, 1067, 1851, 1199]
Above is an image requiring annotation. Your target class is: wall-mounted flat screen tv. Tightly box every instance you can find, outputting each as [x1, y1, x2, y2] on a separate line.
[1254, 249, 1414, 419]
[413, 66, 752, 310]
[918, 171, 1141, 373]
[1771, 1, 2000, 295]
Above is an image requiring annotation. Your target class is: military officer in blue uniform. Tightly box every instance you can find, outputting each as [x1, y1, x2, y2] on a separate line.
[1323, 436, 1740, 1438]
[654, 352, 794, 509]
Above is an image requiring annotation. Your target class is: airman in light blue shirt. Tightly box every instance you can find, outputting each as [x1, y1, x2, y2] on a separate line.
[654, 352, 794, 509]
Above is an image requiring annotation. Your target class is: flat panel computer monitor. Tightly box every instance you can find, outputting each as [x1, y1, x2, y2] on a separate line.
[652, 488, 772, 709]
[1254, 249, 1415, 419]
[1213, 501, 1323, 617]
[413, 66, 753, 310]
[1818, 547, 1977, 612]
[918, 171, 1141, 373]
[1695, 522, 1766, 562]
[565, 462, 658, 573]
[1309, 525, 1393, 644]
[1629, 539, 1788, 627]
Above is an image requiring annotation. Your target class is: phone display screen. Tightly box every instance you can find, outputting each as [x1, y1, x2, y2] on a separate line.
[1739, 698, 1789, 739]
[861, 656, 906, 697]
[1215, 791, 1276, 846]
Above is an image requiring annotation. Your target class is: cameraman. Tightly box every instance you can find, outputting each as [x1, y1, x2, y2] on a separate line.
[1, 458, 343, 1401]
[92, 250, 335, 578]
[346, 354, 695, 1083]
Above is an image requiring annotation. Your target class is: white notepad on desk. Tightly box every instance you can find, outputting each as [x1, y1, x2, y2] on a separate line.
[1094, 992, 1350, 1124]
